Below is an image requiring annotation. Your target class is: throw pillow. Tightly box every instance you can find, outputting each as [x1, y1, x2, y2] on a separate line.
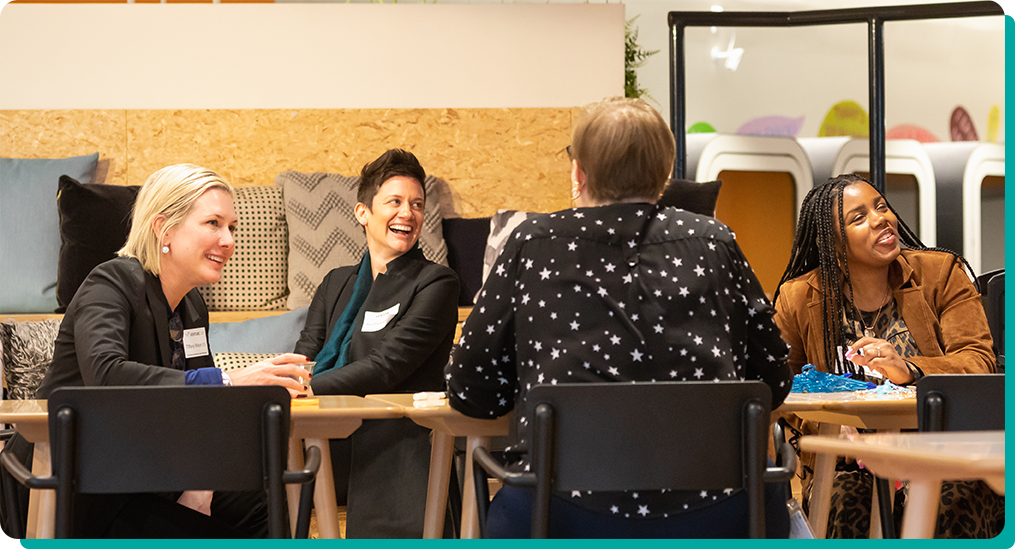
[213, 352, 277, 373]
[659, 178, 723, 218]
[197, 185, 289, 311]
[441, 217, 491, 306]
[479, 210, 541, 302]
[56, 176, 140, 312]
[207, 306, 309, 355]
[0, 153, 99, 312]
[279, 171, 449, 309]
[0, 319, 61, 401]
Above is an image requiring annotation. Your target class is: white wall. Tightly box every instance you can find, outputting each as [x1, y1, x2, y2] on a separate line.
[0, 3, 624, 109]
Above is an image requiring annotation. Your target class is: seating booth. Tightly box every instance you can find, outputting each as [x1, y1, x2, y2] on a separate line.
[685, 133, 814, 293]
[922, 142, 1005, 274]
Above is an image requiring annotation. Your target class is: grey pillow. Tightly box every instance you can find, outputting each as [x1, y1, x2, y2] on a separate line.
[0, 153, 99, 312]
[197, 185, 289, 311]
[279, 171, 449, 309]
[0, 319, 61, 401]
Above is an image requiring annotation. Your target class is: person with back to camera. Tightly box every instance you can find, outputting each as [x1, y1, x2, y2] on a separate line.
[0, 163, 310, 539]
[773, 173, 999, 538]
[292, 148, 460, 538]
[445, 97, 794, 538]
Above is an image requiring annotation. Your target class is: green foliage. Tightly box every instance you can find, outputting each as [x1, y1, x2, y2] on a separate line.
[625, 15, 658, 100]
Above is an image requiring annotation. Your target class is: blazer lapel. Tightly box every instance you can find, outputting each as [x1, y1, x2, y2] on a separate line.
[145, 274, 172, 368]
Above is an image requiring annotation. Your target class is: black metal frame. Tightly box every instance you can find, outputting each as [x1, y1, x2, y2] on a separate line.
[668, 1, 1004, 191]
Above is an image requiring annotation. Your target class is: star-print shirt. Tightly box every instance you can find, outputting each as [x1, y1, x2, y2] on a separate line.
[446, 203, 792, 519]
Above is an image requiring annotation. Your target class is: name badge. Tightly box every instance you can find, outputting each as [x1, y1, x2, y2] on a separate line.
[183, 327, 210, 359]
[362, 303, 400, 333]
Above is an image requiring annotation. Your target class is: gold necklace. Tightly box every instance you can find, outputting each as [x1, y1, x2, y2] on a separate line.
[850, 285, 893, 339]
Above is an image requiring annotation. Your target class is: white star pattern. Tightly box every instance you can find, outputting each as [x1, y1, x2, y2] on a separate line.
[445, 203, 792, 520]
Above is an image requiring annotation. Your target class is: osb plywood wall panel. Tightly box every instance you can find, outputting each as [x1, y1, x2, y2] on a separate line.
[3, 108, 575, 218]
[0, 110, 127, 184]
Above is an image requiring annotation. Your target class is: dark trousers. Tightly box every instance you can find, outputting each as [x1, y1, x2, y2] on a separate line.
[485, 465, 792, 539]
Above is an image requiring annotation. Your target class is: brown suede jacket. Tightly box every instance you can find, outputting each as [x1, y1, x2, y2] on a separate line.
[774, 250, 996, 380]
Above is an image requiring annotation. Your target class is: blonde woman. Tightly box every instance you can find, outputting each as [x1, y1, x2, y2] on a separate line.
[2, 164, 308, 539]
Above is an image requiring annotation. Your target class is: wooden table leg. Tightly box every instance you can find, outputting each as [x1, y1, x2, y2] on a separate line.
[25, 442, 54, 539]
[422, 430, 455, 539]
[807, 423, 840, 539]
[900, 479, 941, 539]
[460, 435, 489, 539]
[286, 437, 305, 536]
[305, 437, 340, 539]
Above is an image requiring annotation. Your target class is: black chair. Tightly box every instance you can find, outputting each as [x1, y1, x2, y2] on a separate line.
[978, 270, 1005, 369]
[917, 373, 1005, 433]
[0, 385, 320, 539]
[472, 381, 796, 538]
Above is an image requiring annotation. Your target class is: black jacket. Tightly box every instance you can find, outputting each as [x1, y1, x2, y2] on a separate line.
[295, 247, 459, 396]
[37, 257, 214, 398]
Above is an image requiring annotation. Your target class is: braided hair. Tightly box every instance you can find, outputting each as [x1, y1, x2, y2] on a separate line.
[773, 174, 976, 375]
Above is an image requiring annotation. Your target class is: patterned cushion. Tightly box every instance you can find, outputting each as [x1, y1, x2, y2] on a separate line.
[213, 352, 277, 372]
[197, 185, 289, 311]
[0, 319, 61, 401]
[279, 171, 449, 309]
[478, 210, 541, 302]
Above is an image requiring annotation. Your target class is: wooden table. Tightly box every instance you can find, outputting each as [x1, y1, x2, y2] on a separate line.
[0, 396, 407, 540]
[776, 391, 918, 539]
[799, 430, 1004, 538]
[286, 395, 405, 539]
[366, 394, 510, 539]
[0, 399, 51, 539]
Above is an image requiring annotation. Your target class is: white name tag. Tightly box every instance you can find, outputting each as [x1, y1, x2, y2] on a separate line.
[362, 303, 400, 333]
[183, 327, 210, 359]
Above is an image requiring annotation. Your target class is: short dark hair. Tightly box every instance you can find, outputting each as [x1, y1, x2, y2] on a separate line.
[357, 149, 427, 207]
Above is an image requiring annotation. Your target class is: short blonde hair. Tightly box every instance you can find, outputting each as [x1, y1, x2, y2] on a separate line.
[570, 97, 676, 202]
[118, 164, 234, 276]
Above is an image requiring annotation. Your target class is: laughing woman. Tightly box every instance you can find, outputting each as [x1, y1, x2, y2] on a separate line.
[293, 149, 460, 538]
[0, 164, 309, 539]
[773, 173, 998, 538]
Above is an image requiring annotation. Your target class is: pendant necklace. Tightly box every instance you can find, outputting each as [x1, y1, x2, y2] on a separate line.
[851, 285, 893, 339]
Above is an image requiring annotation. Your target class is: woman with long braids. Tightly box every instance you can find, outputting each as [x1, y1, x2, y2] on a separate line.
[774, 173, 994, 383]
[773, 173, 999, 538]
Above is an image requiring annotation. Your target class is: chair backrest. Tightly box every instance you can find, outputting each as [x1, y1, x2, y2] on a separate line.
[916, 374, 1005, 432]
[47, 385, 292, 537]
[982, 271, 1005, 359]
[526, 381, 770, 494]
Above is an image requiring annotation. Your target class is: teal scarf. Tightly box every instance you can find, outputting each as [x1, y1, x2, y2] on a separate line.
[312, 252, 373, 376]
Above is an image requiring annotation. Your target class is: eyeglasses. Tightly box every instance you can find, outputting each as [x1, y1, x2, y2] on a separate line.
[565, 145, 572, 160]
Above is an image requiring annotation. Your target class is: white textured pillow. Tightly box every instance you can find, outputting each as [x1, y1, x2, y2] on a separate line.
[279, 171, 449, 309]
[478, 210, 541, 302]
[197, 185, 288, 311]
[213, 352, 277, 372]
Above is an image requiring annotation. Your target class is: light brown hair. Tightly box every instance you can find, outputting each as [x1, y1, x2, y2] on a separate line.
[570, 97, 676, 202]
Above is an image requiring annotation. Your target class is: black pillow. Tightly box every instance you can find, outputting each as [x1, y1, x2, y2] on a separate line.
[441, 217, 491, 306]
[56, 175, 140, 312]
[659, 178, 722, 218]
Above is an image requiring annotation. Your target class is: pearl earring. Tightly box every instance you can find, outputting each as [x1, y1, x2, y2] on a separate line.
[162, 246, 169, 254]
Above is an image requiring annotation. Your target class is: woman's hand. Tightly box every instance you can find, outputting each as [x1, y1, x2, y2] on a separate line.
[846, 337, 913, 385]
[226, 352, 311, 398]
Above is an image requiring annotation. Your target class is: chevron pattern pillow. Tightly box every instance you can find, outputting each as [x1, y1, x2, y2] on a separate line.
[279, 171, 449, 309]
[197, 185, 289, 311]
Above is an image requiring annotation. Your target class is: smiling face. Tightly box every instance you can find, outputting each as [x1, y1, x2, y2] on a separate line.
[356, 175, 425, 269]
[838, 181, 900, 271]
[160, 187, 237, 291]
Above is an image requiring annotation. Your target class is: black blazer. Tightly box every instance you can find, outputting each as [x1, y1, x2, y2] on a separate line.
[295, 247, 459, 396]
[36, 257, 215, 398]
